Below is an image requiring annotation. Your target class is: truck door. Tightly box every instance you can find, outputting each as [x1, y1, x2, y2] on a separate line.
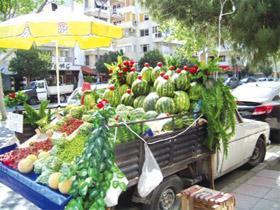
[36, 81, 48, 101]
[217, 112, 248, 176]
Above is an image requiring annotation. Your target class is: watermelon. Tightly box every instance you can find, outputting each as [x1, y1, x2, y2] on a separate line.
[126, 71, 138, 86]
[103, 85, 120, 107]
[141, 66, 153, 84]
[165, 66, 176, 76]
[116, 104, 127, 112]
[151, 62, 163, 82]
[172, 70, 190, 91]
[133, 96, 146, 108]
[131, 76, 149, 96]
[145, 110, 158, 120]
[130, 108, 146, 120]
[143, 92, 160, 111]
[119, 84, 129, 96]
[173, 91, 190, 113]
[162, 117, 184, 131]
[155, 97, 176, 114]
[121, 92, 135, 106]
[156, 75, 175, 97]
[189, 83, 203, 100]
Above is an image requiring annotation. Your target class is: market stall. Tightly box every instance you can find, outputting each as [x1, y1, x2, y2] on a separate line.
[0, 58, 236, 210]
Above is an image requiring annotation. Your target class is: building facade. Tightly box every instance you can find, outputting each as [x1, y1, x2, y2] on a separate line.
[84, 0, 181, 69]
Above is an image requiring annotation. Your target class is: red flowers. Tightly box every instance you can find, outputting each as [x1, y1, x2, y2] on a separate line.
[169, 66, 175, 71]
[157, 62, 163, 67]
[8, 92, 16, 99]
[183, 66, 188, 71]
[160, 71, 165, 77]
[137, 75, 142, 80]
[176, 68, 182, 74]
[144, 63, 150, 67]
[108, 85, 115, 91]
[188, 66, 199, 74]
[130, 67, 136, 72]
[163, 75, 169, 80]
[126, 89, 132, 94]
[97, 99, 109, 109]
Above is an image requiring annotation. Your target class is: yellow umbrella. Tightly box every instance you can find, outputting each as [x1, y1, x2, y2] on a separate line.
[0, 10, 123, 104]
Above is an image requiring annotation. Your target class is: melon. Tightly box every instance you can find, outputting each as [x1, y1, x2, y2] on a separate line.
[172, 70, 190, 91]
[48, 172, 62, 190]
[151, 62, 163, 82]
[18, 158, 33, 174]
[155, 97, 176, 114]
[145, 111, 158, 119]
[141, 63, 153, 84]
[38, 151, 49, 159]
[58, 179, 72, 194]
[156, 75, 175, 97]
[121, 89, 135, 106]
[173, 91, 190, 113]
[143, 92, 160, 111]
[131, 76, 149, 96]
[189, 83, 203, 101]
[26, 154, 37, 163]
[103, 85, 120, 107]
[133, 96, 146, 108]
[119, 84, 129, 96]
[126, 71, 138, 86]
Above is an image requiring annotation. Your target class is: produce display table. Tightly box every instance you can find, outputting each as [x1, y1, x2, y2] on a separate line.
[0, 144, 71, 210]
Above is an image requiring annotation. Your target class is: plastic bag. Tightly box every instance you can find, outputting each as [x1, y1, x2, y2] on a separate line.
[105, 165, 128, 207]
[138, 143, 163, 198]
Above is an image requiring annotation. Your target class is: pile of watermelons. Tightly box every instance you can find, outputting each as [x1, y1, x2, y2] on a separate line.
[104, 62, 203, 116]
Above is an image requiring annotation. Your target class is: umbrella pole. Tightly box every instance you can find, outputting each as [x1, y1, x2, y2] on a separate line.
[55, 41, 61, 105]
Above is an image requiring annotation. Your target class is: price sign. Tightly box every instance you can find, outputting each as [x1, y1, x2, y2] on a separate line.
[6, 112, 23, 133]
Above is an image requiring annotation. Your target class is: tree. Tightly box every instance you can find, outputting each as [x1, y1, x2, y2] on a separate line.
[9, 47, 51, 83]
[138, 49, 166, 69]
[95, 50, 129, 73]
[141, 0, 280, 62]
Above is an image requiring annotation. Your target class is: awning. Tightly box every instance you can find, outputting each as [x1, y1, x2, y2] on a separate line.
[219, 65, 232, 71]
[81, 66, 95, 75]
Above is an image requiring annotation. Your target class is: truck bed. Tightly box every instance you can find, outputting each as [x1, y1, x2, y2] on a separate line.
[116, 125, 209, 187]
[47, 84, 74, 95]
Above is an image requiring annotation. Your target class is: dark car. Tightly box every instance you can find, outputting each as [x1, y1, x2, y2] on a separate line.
[224, 77, 239, 89]
[232, 82, 280, 142]
[239, 77, 257, 85]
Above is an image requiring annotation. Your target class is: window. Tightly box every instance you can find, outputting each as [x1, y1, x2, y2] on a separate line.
[85, 55, 90, 66]
[60, 49, 70, 57]
[144, 14, 149, 21]
[140, 29, 149, 37]
[208, 56, 215, 61]
[141, 44, 150, 53]
[219, 55, 226, 62]
[152, 26, 162, 38]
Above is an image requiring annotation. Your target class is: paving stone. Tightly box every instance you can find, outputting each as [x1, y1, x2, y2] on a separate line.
[233, 193, 260, 209]
[234, 183, 271, 198]
[252, 198, 280, 210]
[264, 188, 280, 202]
[245, 176, 279, 188]
[256, 169, 280, 179]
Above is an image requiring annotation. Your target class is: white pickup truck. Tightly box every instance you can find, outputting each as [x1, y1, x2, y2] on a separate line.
[23, 80, 74, 104]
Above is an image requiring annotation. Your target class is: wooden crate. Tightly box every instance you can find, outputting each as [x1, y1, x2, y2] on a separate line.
[179, 185, 235, 210]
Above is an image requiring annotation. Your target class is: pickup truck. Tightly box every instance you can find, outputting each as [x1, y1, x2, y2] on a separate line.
[0, 112, 270, 210]
[114, 112, 270, 210]
[23, 80, 74, 105]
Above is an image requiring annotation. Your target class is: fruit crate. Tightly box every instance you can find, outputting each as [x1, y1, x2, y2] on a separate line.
[178, 185, 235, 210]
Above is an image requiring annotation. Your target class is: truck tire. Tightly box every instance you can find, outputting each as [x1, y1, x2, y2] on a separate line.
[59, 95, 67, 103]
[248, 137, 266, 167]
[143, 175, 183, 210]
[28, 96, 38, 105]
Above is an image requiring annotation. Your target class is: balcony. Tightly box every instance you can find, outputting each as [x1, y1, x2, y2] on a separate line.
[111, 10, 124, 20]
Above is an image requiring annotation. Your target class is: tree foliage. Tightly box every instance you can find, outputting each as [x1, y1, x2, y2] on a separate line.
[141, 0, 280, 63]
[138, 49, 166, 69]
[9, 47, 51, 82]
[95, 50, 129, 73]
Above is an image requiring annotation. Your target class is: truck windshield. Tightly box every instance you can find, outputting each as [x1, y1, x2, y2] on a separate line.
[26, 82, 36, 89]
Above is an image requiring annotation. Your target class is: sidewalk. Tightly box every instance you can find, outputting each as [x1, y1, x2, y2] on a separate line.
[218, 144, 280, 210]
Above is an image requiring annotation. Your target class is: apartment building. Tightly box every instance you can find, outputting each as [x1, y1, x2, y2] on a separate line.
[84, 0, 181, 68]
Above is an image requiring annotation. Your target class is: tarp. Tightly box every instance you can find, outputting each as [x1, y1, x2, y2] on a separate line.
[0, 145, 71, 210]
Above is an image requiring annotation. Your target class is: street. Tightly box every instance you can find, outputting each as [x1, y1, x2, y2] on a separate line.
[0, 119, 279, 210]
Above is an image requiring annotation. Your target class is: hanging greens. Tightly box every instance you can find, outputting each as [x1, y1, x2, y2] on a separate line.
[201, 79, 236, 154]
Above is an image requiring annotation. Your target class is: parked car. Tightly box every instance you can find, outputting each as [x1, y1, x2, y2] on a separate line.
[232, 82, 280, 142]
[239, 77, 257, 85]
[67, 83, 109, 105]
[22, 80, 74, 105]
[224, 77, 239, 89]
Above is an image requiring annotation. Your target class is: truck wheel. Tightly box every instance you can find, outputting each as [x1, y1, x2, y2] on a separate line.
[28, 97, 38, 105]
[59, 95, 67, 103]
[143, 175, 183, 210]
[248, 137, 266, 167]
